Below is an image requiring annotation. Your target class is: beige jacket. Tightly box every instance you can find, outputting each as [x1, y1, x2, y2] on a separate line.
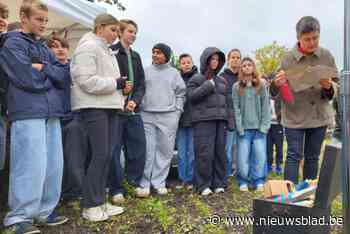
[70, 32, 124, 110]
[275, 45, 338, 129]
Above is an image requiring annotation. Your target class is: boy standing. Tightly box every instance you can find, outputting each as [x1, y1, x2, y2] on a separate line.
[47, 36, 89, 202]
[1, 1, 68, 233]
[108, 19, 146, 202]
[139, 43, 186, 197]
[176, 53, 198, 189]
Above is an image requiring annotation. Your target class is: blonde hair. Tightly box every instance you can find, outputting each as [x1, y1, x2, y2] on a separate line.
[20, 0, 48, 18]
[93, 14, 119, 33]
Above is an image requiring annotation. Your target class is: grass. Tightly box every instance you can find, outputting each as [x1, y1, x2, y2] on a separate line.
[0, 138, 345, 233]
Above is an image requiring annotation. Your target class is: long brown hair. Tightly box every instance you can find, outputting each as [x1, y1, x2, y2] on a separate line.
[237, 57, 262, 96]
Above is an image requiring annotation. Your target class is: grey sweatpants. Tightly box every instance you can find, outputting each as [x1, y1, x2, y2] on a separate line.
[140, 111, 180, 189]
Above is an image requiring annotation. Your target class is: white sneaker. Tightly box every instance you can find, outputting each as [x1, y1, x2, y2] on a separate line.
[156, 187, 168, 195]
[102, 203, 124, 217]
[256, 183, 264, 192]
[239, 184, 249, 192]
[201, 188, 212, 196]
[112, 193, 125, 204]
[82, 206, 108, 222]
[135, 187, 150, 198]
[214, 188, 225, 193]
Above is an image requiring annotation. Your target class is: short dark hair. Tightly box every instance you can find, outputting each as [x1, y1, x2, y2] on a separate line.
[119, 19, 138, 33]
[296, 16, 320, 39]
[179, 53, 192, 62]
[47, 36, 69, 49]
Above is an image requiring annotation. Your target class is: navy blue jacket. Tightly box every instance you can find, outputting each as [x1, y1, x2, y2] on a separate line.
[179, 66, 198, 127]
[220, 68, 239, 130]
[56, 60, 72, 121]
[0, 32, 69, 121]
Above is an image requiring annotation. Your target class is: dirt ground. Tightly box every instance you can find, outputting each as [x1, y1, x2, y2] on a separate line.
[0, 167, 344, 234]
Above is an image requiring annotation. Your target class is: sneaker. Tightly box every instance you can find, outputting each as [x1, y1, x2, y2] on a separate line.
[239, 184, 249, 192]
[9, 222, 41, 234]
[200, 188, 212, 196]
[186, 184, 194, 190]
[36, 212, 68, 226]
[275, 165, 283, 175]
[175, 183, 185, 189]
[256, 183, 264, 192]
[112, 193, 125, 204]
[214, 188, 225, 193]
[135, 187, 150, 198]
[82, 206, 109, 222]
[102, 203, 124, 217]
[156, 187, 168, 195]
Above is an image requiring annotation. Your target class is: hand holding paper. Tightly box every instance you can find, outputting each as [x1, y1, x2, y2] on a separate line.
[286, 65, 337, 92]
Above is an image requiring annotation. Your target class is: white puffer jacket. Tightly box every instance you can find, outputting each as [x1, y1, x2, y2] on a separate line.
[70, 32, 124, 110]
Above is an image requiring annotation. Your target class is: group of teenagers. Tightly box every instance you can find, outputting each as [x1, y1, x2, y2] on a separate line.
[0, 0, 339, 234]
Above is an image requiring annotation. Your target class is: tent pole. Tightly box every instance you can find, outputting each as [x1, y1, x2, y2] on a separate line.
[342, 0, 350, 233]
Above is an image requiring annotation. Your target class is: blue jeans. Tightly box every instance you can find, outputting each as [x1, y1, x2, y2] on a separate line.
[237, 130, 267, 186]
[284, 127, 327, 184]
[225, 130, 237, 176]
[0, 116, 6, 170]
[176, 127, 194, 184]
[4, 118, 63, 226]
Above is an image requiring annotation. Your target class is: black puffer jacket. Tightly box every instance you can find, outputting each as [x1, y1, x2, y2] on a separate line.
[187, 47, 232, 129]
[220, 68, 239, 130]
[179, 66, 198, 127]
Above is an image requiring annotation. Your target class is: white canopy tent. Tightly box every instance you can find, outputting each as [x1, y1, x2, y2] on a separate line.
[2, 0, 120, 53]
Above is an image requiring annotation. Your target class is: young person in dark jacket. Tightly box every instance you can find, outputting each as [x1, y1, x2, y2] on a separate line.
[220, 49, 241, 178]
[0, 2, 8, 172]
[108, 19, 146, 202]
[47, 36, 90, 202]
[176, 53, 198, 189]
[187, 47, 231, 196]
[265, 76, 284, 175]
[1, 1, 69, 232]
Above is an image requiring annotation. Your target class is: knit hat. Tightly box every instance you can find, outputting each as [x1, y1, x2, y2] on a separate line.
[153, 43, 172, 62]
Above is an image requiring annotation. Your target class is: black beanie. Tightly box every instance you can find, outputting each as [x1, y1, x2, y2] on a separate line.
[153, 43, 172, 62]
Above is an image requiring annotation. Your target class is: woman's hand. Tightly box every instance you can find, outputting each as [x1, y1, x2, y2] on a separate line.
[274, 70, 287, 87]
[319, 79, 332, 90]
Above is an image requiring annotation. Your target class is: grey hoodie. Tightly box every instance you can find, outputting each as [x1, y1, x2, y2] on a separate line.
[70, 32, 124, 110]
[141, 63, 186, 113]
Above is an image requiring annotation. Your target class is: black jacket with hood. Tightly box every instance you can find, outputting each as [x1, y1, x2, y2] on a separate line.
[179, 65, 198, 127]
[187, 47, 233, 129]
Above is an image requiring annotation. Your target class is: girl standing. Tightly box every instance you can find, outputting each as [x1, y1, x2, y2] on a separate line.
[232, 57, 271, 192]
[187, 47, 230, 196]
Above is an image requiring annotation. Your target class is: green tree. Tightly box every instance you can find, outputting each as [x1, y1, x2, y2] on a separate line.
[255, 41, 288, 76]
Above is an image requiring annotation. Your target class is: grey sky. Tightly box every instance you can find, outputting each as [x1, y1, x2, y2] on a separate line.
[115, 0, 344, 69]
